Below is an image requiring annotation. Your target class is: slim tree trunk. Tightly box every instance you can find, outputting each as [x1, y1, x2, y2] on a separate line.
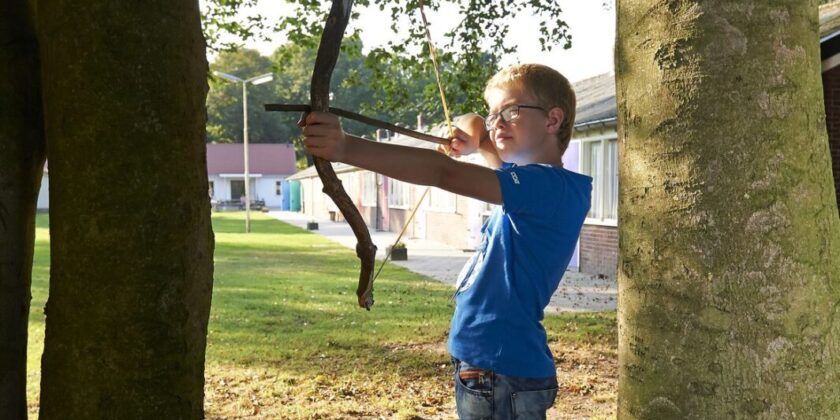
[0, 1, 46, 418]
[616, 1, 840, 418]
[37, 1, 214, 417]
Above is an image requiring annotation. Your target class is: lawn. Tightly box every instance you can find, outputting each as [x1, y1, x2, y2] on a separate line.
[26, 212, 617, 419]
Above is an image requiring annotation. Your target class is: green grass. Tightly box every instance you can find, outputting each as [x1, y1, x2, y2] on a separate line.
[27, 212, 617, 418]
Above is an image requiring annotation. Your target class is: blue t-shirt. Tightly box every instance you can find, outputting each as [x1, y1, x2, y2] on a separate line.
[447, 163, 592, 378]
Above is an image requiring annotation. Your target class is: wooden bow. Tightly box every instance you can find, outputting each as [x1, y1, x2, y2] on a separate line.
[308, 0, 377, 310]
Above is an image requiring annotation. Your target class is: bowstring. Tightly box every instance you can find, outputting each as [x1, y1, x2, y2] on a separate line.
[372, 0, 455, 283]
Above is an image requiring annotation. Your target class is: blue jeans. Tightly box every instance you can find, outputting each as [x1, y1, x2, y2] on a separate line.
[452, 357, 558, 419]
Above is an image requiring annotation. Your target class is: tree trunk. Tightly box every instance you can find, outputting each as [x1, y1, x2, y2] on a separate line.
[615, 1, 840, 418]
[0, 1, 46, 418]
[37, 1, 214, 417]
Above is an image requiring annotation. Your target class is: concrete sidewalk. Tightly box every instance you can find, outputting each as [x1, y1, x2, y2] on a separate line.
[268, 211, 616, 313]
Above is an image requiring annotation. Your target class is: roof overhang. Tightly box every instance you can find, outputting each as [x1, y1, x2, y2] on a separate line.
[574, 117, 618, 132]
[822, 29, 840, 72]
[218, 173, 264, 178]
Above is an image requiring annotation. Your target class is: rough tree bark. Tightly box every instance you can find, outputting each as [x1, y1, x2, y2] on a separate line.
[616, 1, 840, 418]
[0, 1, 46, 418]
[37, 1, 214, 417]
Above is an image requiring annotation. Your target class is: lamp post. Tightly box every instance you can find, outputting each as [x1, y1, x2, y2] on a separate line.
[214, 71, 273, 233]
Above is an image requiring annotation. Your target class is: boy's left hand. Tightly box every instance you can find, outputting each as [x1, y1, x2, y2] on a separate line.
[300, 111, 347, 162]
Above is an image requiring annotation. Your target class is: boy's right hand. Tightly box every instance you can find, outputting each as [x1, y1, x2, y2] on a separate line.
[438, 114, 486, 157]
[300, 111, 348, 162]
[439, 127, 479, 158]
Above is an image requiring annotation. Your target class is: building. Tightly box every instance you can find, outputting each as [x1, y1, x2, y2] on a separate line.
[206, 143, 296, 208]
[565, 73, 618, 278]
[36, 143, 297, 210]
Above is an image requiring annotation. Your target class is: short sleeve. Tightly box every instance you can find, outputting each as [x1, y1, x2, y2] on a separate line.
[494, 164, 566, 216]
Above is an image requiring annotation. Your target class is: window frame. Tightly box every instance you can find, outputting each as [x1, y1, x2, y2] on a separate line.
[361, 171, 377, 207]
[575, 134, 618, 227]
[387, 177, 410, 209]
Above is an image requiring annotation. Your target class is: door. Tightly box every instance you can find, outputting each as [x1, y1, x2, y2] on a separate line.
[230, 180, 245, 201]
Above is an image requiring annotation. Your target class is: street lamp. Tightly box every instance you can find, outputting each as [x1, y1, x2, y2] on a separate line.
[214, 71, 274, 233]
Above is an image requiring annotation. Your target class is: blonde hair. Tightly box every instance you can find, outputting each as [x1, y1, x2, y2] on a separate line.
[484, 64, 576, 154]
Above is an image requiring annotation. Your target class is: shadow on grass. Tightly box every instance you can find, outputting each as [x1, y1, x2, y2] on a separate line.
[29, 212, 616, 387]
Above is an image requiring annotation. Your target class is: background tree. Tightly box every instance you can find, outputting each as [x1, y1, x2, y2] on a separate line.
[36, 0, 214, 417]
[207, 40, 438, 167]
[207, 48, 284, 144]
[616, 1, 840, 417]
[202, 0, 571, 122]
[0, 1, 45, 418]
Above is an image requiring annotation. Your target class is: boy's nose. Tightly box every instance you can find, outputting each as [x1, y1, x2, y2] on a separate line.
[493, 115, 509, 130]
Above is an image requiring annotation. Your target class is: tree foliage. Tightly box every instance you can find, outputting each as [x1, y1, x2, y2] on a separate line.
[207, 49, 284, 144]
[207, 41, 438, 150]
[202, 0, 268, 54]
[202, 0, 571, 122]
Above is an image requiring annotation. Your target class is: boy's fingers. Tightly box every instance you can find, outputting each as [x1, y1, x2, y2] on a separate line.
[451, 127, 471, 141]
[304, 111, 338, 126]
[302, 124, 326, 137]
[303, 136, 326, 149]
[303, 121, 343, 137]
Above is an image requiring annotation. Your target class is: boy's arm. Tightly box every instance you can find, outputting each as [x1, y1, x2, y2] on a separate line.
[303, 112, 502, 205]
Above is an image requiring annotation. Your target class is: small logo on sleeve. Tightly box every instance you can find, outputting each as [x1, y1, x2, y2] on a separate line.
[510, 172, 520, 184]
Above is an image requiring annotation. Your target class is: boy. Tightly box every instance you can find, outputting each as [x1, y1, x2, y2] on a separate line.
[301, 64, 591, 419]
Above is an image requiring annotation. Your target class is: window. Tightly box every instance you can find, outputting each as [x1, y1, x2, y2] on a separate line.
[276, 180, 282, 196]
[387, 178, 409, 209]
[579, 136, 618, 224]
[429, 187, 456, 213]
[362, 172, 377, 206]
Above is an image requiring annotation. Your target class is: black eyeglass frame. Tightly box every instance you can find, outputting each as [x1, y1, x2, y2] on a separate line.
[484, 104, 547, 130]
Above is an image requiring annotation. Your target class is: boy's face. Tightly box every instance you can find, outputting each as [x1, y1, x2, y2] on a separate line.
[485, 86, 556, 165]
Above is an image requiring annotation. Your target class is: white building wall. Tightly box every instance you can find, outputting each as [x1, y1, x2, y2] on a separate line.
[37, 173, 49, 210]
[211, 175, 283, 204]
[300, 178, 314, 217]
[209, 175, 229, 201]
[254, 176, 284, 208]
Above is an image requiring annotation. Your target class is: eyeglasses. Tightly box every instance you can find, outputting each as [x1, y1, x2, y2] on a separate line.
[484, 104, 546, 130]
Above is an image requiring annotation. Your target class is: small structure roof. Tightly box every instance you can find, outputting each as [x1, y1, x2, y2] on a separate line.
[207, 143, 297, 176]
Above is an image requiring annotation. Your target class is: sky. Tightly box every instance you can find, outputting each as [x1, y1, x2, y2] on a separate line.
[218, 0, 616, 83]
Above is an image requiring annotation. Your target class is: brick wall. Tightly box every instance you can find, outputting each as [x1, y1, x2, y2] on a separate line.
[822, 65, 840, 214]
[579, 224, 618, 279]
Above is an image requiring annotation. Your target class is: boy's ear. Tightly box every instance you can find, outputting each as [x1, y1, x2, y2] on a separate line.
[545, 107, 565, 134]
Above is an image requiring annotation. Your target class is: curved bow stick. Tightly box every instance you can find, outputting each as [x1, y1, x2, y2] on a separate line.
[308, 0, 377, 310]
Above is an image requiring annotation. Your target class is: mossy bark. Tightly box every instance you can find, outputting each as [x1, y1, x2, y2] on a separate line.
[36, 1, 214, 418]
[0, 1, 45, 418]
[616, 1, 840, 418]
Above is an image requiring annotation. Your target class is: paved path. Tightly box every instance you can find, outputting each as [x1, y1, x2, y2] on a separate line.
[268, 211, 617, 313]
